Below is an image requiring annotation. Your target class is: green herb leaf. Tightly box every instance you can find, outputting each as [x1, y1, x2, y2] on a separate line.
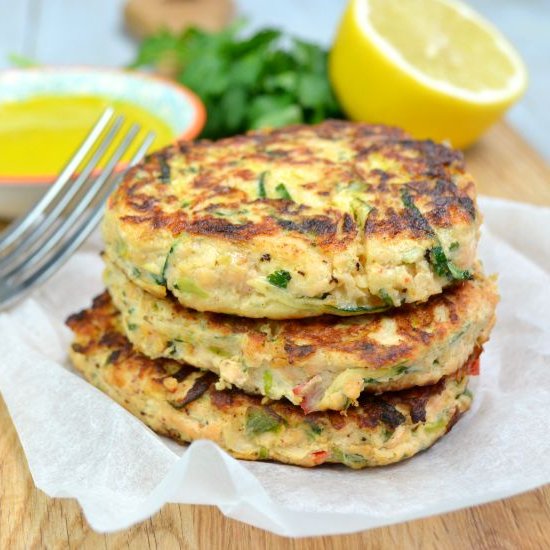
[401, 188, 415, 210]
[264, 71, 298, 93]
[246, 406, 284, 436]
[378, 289, 394, 307]
[394, 364, 410, 375]
[275, 183, 293, 201]
[151, 273, 166, 286]
[402, 189, 472, 282]
[250, 103, 303, 129]
[305, 419, 323, 436]
[351, 197, 372, 229]
[297, 72, 331, 108]
[267, 270, 292, 289]
[159, 155, 171, 184]
[382, 428, 395, 442]
[331, 304, 390, 314]
[258, 171, 268, 198]
[429, 246, 472, 281]
[131, 23, 344, 139]
[263, 370, 273, 395]
[173, 277, 209, 298]
[331, 447, 367, 467]
[248, 94, 300, 129]
[160, 244, 177, 287]
[219, 86, 248, 133]
[446, 261, 473, 281]
[430, 246, 450, 278]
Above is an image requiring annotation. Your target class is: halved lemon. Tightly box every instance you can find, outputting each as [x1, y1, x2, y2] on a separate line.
[329, 0, 527, 148]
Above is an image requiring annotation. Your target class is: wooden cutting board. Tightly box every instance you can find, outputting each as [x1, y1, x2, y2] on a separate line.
[1, 121, 549, 549]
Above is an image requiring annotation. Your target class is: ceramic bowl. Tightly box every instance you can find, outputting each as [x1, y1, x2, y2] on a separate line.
[0, 67, 205, 219]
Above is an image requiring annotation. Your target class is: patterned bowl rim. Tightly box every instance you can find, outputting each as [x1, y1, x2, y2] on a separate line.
[0, 66, 206, 185]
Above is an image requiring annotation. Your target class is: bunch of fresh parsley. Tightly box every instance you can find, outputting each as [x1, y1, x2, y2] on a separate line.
[130, 22, 344, 139]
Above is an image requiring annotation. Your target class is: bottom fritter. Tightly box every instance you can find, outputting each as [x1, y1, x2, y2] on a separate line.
[66, 292, 474, 469]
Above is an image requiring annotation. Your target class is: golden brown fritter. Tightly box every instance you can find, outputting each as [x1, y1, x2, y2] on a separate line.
[103, 120, 480, 318]
[105, 260, 496, 411]
[66, 292, 474, 469]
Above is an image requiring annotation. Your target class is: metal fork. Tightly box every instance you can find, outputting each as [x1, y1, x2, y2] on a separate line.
[0, 108, 155, 310]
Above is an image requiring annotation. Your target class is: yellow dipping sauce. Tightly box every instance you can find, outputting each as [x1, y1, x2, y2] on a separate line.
[0, 95, 175, 178]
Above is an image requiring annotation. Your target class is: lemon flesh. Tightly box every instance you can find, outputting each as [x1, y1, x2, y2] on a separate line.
[329, 0, 527, 148]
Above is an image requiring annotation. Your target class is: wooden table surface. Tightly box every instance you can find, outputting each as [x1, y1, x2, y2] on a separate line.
[1, 121, 550, 549]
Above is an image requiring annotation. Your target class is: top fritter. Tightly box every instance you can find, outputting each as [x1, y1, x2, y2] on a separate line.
[103, 120, 480, 319]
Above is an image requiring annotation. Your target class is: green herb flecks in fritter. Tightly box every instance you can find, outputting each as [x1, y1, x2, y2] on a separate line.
[66, 292, 474, 469]
[103, 121, 481, 319]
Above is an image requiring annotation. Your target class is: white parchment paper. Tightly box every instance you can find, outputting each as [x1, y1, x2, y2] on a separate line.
[1, 196, 549, 537]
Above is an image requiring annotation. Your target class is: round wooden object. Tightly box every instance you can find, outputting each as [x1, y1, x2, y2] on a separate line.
[124, 0, 234, 38]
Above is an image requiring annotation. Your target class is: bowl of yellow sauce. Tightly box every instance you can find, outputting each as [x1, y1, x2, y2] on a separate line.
[0, 68, 205, 219]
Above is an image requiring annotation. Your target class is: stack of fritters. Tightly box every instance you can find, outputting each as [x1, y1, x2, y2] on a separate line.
[67, 121, 498, 469]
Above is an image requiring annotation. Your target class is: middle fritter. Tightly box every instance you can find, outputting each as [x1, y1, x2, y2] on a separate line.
[105, 261, 497, 413]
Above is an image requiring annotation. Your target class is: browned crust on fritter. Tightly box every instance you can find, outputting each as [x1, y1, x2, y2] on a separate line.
[108, 120, 477, 249]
